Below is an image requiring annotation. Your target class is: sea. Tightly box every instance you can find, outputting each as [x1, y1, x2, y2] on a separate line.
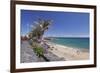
[49, 37, 89, 50]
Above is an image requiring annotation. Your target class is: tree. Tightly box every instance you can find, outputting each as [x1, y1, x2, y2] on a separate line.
[28, 18, 52, 41]
[28, 18, 52, 59]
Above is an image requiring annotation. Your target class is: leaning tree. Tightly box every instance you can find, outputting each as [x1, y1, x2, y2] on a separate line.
[28, 18, 52, 41]
[28, 18, 52, 59]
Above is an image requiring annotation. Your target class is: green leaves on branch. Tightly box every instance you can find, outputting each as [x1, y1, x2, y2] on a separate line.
[28, 18, 53, 58]
[32, 42, 44, 57]
[34, 46, 44, 57]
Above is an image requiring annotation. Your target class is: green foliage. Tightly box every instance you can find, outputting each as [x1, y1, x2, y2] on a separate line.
[32, 42, 44, 57]
[28, 18, 53, 58]
[33, 46, 44, 57]
[34, 46, 44, 57]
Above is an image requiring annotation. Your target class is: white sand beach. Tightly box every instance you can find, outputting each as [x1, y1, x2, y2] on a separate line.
[46, 41, 89, 61]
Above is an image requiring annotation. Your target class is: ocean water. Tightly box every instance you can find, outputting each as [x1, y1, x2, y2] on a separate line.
[49, 37, 89, 49]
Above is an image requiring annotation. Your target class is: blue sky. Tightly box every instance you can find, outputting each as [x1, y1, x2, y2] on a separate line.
[21, 10, 89, 37]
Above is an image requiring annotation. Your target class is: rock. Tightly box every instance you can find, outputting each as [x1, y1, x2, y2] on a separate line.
[21, 41, 65, 63]
[21, 41, 45, 63]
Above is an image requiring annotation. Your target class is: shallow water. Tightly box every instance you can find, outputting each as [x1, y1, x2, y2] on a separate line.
[49, 37, 89, 49]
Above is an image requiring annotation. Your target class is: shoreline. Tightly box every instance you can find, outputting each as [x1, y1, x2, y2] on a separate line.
[47, 41, 89, 52]
[21, 40, 89, 63]
[46, 41, 89, 60]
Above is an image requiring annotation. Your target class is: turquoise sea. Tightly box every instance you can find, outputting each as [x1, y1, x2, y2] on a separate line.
[49, 37, 89, 49]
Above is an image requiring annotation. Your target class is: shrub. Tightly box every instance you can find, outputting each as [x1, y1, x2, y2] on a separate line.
[31, 42, 44, 57]
[35, 46, 44, 57]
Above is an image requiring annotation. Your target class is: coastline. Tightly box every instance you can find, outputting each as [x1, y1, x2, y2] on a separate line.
[46, 41, 89, 60]
[21, 40, 89, 63]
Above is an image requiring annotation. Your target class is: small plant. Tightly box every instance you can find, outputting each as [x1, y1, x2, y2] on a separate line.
[32, 42, 44, 57]
[34, 46, 44, 57]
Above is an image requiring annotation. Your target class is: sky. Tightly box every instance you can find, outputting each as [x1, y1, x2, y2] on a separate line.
[21, 10, 89, 37]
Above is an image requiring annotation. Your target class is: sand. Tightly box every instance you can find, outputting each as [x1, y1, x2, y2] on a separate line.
[46, 41, 89, 60]
[21, 41, 89, 63]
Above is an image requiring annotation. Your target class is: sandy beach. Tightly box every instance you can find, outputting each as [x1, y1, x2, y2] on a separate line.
[46, 41, 89, 61]
[21, 40, 89, 63]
